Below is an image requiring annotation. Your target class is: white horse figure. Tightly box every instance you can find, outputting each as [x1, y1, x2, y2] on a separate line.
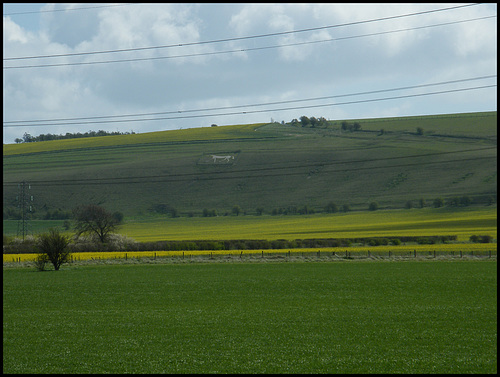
[211, 155, 234, 163]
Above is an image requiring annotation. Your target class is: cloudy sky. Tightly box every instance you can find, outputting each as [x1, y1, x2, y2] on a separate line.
[3, 3, 497, 144]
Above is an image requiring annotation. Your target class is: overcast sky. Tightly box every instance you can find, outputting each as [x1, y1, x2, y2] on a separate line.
[3, 3, 497, 144]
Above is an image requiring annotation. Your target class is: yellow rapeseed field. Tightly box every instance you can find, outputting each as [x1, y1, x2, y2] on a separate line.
[4, 242, 496, 263]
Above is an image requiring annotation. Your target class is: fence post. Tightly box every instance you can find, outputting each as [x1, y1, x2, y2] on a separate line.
[434, 250, 436, 258]
[460, 250, 462, 258]
[489, 250, 491, 258]
[262, 250, 264, 258]
[414, 249, 416, 258]
[125, 253, 127, 260]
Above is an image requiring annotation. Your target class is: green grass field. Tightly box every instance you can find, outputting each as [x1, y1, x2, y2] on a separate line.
[3, 260, 496, 374]
[3, 112, 496, 218]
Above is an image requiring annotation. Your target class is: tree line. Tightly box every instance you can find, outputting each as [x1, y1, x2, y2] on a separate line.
[15, 130, 135, 143]
[3, 202, 494, 271]
[287, 115, 362, 131]
[3, 194, 495, 222]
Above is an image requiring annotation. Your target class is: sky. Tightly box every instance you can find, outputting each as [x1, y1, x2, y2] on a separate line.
[3, 3, 497, 144]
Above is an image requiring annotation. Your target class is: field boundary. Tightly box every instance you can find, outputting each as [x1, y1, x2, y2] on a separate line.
[4, 247, 497, 267]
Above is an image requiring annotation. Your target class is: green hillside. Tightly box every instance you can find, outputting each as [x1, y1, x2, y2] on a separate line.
[3, 112, 497, 220]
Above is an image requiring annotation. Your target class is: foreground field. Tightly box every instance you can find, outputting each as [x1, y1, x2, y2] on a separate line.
[3, 260, 497, 373]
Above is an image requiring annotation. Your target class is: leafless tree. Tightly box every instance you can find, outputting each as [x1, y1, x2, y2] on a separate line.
[73, 204, 120, 243]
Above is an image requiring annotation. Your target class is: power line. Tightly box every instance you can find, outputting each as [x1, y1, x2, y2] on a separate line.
[3, 155, 496, 187]
[4, 3, 483, 61]
[4, 75, 495, 126]
[4, 14, 494, 69]
[3, 83, 496, 128]
[3, 146, 495, 187]
[3, 3, 138, 16]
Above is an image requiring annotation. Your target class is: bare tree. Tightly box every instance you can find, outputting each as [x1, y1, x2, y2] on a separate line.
[73, 204, 120, 243]
[36, 229, 70, 271]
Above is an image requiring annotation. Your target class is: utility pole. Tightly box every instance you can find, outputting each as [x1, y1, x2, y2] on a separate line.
[16, 181, 33, 240]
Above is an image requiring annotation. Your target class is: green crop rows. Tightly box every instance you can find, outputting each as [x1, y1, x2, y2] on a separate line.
[3, 260, 497, 374]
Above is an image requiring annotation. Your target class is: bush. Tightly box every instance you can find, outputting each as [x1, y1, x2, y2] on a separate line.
[433, 198, 444, 208]
[36, 229, 71, 271]
[325, 202, 338, 213]
[470, 235, 492, 243]
[4, 236, 37, 254]
[33, 253, 49, 271]
[416, 237, 435, 245]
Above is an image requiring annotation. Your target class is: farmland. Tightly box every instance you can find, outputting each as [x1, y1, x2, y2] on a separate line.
[3, 112, 497, 374]
[3, 112, 497, 219]
[3, 206, 497, 242]
[118, 206, 497, 242]
[3, 260, 497, 374]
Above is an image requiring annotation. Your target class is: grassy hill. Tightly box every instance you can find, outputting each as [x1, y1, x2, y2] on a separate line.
[3, 112, 497, 221]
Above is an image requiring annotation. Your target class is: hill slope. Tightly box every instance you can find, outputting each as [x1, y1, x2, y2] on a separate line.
[3, 112, 497, 219]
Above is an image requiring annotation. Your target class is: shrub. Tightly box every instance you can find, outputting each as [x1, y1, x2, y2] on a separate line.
[433, 198, 444, 208]
[469, 235, 480, 243]
[36, 229, 71, 271]
[325, 201, 338, 213]
[416, 237, 435, 245]
[33, 253, 49, 271]
[480, 235, 492, 243]
[470, 235, 492, 243]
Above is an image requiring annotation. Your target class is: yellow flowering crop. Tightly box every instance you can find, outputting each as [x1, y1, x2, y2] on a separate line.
[3, 242, 496, 263]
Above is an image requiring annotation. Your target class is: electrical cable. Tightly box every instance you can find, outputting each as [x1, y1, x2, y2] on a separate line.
[3, 83, 496, 128]
[3, 3, 482, 61]
[3, 3, 138, 16]
[3, 75, 496, 126]
[3, 146, 495, 187]
[4, 14, 495, 69]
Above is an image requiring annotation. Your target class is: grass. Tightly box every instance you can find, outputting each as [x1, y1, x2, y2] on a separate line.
[2, 123, 268, 156]
[3, 260, 497, 373]
[3, 207, 497, 243]
[3, 112, 496, 218]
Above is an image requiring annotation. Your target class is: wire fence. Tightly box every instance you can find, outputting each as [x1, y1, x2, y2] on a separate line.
[5, 248, 496, 265]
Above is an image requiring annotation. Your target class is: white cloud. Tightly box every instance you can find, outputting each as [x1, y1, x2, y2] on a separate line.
[3, 16, 30, 44]
[2, 3, 497, 143]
